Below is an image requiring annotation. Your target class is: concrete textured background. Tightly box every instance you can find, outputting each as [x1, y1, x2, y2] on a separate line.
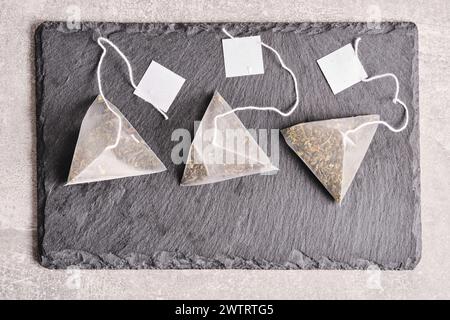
[0, 0, 448, 299]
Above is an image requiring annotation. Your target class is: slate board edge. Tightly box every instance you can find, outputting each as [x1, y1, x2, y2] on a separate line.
[35, 21, 420, 270]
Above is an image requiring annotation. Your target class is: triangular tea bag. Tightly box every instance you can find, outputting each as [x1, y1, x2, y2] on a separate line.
[281, 115, 379, 203]
[181, 91, 278, 186]
[67, 95, 166, 185]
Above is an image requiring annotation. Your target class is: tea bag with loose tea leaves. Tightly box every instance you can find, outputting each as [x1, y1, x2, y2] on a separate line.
[281, 115, 380, 203]
[304, 37, 410, 202]
[181, 28, 303, 186]
[67, 95, 166, 185]
[181, 91, 278, 186]
[67, 37, 168, 185]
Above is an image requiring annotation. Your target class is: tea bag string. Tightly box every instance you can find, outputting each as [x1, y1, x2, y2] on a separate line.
[97, 37, 169, 150]
[342, 37, 409, 142]
[213, 28, 300, 145]
[97, 37, 169, 120]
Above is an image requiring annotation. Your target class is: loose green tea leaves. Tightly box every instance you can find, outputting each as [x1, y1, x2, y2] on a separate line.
[281, 115, 379, 202]
[181, 91, 278, 186]
[67, 95, 166, 185]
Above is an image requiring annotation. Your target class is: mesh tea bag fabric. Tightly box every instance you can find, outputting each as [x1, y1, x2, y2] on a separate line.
[67, 95, 166, 185]
[181, 91, 278, 186]
[281, 115, 380, 203]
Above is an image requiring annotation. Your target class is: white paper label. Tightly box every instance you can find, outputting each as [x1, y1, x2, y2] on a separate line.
[222, 36, 264, 78]
[317, 44, 368, 95]
[134, 61, 185, 113]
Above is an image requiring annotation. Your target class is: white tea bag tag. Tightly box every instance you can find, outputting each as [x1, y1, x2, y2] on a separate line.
[134, 61, 185, 113]
[317, 44, 368, 95]
[222, 36, 264, 78]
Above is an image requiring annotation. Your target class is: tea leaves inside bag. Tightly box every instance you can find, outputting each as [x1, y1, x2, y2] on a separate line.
[67, 96, 166, 185]
[181, 91, 278, 186]
[282, 115, 379, 202]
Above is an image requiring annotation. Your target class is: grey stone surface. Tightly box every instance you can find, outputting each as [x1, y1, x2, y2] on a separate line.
[35, 21, 419, 270]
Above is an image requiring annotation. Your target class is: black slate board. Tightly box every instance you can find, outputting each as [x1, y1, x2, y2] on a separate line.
[35, 22, 420, 269]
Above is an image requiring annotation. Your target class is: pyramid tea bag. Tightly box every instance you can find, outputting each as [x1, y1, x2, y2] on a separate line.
[180, 28, 306, 186]
[293, 37, 412, 202]
[281, 115, 380, 203]
[181, 28, 304, 185]
[67, 96, 166, 185]
[66, 37, 169, 185]
[181, 92, 278, 186]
